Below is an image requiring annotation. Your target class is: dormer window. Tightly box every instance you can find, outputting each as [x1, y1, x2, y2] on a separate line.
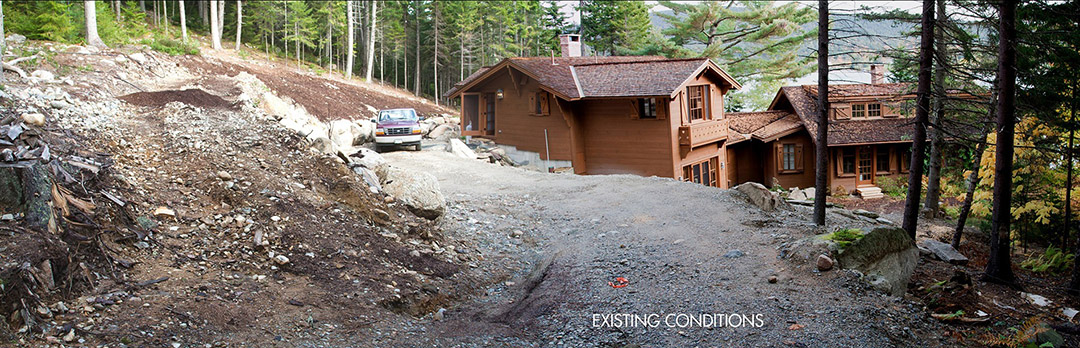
[867, 103, 882, 117]
[852, 104, 866, 118]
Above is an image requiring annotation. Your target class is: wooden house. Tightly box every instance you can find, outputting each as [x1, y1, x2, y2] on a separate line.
[443, 35, 743, 188]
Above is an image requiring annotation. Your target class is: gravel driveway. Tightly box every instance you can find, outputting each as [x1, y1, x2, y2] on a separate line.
[378, 146, 951, 348]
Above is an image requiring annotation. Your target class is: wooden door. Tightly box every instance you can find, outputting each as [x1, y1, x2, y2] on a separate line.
[462, 94, 481, 136]
[484, 93, 496, 136]
[857, 146, 874, 185]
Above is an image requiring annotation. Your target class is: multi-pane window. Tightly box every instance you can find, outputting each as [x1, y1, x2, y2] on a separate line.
[867, 103, 882, 117]
[782, 144, 797, 171]
[876, 148, 890, 172]
[687, 85, 708, 121]
[683, 157, 719, 187]
[638, 98, 657, 119]
[852, 104, 866, 118]
[840, 148, 856, 174]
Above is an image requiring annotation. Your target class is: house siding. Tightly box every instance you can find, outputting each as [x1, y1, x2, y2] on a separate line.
[579, 99, 675, 176]
[470, 70, 573, 161]
[764, 131, 815, 189]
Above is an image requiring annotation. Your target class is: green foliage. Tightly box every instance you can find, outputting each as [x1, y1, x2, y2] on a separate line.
[579, 0, 654, 55]
[654, 1, 817, 111]
[826, 228, 864, 249]
[877, 176, 908, 198]
[6, 1, 78, 43]
[1020, 246, 1075, 274]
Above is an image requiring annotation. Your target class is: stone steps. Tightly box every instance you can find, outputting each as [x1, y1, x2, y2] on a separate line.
[856, 185, 884, 199]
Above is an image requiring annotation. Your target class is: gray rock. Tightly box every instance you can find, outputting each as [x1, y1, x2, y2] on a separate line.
[852, 209, 880, 219]
[352, 147, 386, 169]
[50, 100, 71, 109]
[723, 250, 745, 258]
[918, 239, 969, 265]
[817, 254, 834, 271]
[129, 52, 148, 64]
[378, 165, 445, 220]
[788, 188, 808, 201]
[733, 182, 789, 212]
[427, 124, 454, 139]
[446, 138, 477, 160]
[30, 70, 55, 82]
[352, 166, 381, 192]
[836, 227, 918, 296]
[803, 187, 816, 198]
[6, 34, 26, 45]
[876, 217, 894, 225]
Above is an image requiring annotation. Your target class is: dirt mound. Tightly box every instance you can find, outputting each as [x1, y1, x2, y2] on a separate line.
[119, 89, 236, 109]
[175, 55, 450, 120]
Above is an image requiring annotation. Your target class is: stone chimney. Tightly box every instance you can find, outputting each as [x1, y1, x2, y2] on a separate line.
[559, 34, 582, 57]
[870, 64, 885, 84]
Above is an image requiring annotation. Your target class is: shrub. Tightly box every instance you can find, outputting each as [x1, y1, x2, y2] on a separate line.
[141, 35, 200, 56]
[877, 176, 908, 198]
[826, 228, 864, 248]
[1020, 246, 1075, 274]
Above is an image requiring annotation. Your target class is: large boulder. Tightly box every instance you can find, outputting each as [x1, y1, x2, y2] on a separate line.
[350, 147, 386, 169]
[445, 138, 477, 160]
[261, 92, 291, 119]
[353, 119, 376, 143]
[734, 182, 789, 212]
[788, 187, 808, 201]
[427, 124, 454, 139]
[836, 227, 918, 296]
[329, 119, 361, 148]
[377, 165, 445, 220]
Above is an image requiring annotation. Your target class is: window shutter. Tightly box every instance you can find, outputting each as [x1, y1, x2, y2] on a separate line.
[658, 98, 668, 120]
[540, 92, 550, 115]
[629, 99, 640, 120]
[775, 143, 783, 173]
[795, 144, 804, 171]
[529, 94, 537, 114]
[834, 104, 852, 120]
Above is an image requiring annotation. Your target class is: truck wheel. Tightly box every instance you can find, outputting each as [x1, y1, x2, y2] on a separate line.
[413, 144, 422, 151]
[374, 145, 384, 153]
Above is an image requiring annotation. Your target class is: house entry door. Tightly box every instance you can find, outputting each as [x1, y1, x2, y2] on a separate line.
[484, 93, 496, 136]
[857, 146, 874, 185]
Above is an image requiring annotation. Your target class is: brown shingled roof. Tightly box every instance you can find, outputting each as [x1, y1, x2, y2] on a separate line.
[574, 59, 709, 97]
[759, 85, 923, 146]
[446, 56, 742, 100]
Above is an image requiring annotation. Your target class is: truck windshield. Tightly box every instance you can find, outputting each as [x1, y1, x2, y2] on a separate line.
[379, 109, 418, 122]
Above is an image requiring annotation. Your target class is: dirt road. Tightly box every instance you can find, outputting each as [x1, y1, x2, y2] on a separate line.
[378, 147, 949, 347]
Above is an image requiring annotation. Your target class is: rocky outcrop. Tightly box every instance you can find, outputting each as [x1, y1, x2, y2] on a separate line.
[377, 165, 445, 220]
[836, 227, 918, 296]
[734, 182, 789, 212]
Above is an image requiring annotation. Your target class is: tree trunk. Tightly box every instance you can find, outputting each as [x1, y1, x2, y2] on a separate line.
[179, 0, 187, 42]
[84, 0, 106, 47]
[164, 0, 169, 31]
[346, 0, 354, 79]
[141, 0, 146, 12]
[414, 0, 420, 96]
[1065, 97, 1074, 250]
[403, 4, 408, 92]
[234, 0, 242, 50]
[924, 0, 948, 219]
[1, 0, 5, 85]
[952, 92, 995, 249]
[199, 0, 206, 28]
[984, 0, 1017, 285]
[427, 2, 432, 103]
[365, 0, 377, 82]
[901, 0, 936, 240]
[812, 0, 829, 226]
[209, 0, 221, 49]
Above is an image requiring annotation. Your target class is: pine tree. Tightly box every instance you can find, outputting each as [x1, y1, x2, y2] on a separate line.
[655, 1, 817, 110]
[579, 0, 653, 55]
[984, 0, 1018, 285]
